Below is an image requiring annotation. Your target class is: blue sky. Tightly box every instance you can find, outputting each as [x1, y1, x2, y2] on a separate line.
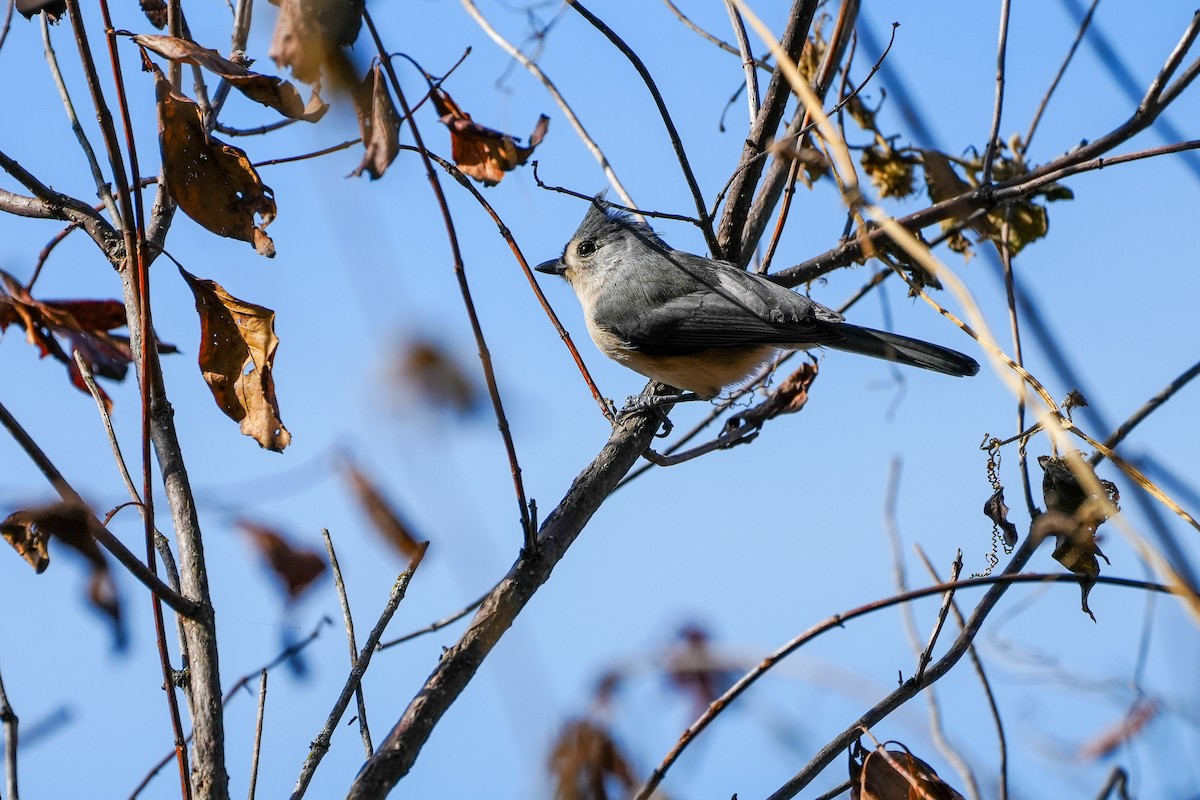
[2, 1, 1199, 798]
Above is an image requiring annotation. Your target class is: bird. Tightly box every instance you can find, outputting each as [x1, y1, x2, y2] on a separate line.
[535, 198, 979, 405]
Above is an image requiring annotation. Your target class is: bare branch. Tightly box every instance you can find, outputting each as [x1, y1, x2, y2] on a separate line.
[247, 671, 267, 800]
[723, 0, 759, 123]
[348, 411, 663, 798]
[565, 0, 718, 254]
[321, 529, 373, 756]
[0, 662, 17, 800]
[981, 0, 1013, 184]
[291, 545, 428, 799]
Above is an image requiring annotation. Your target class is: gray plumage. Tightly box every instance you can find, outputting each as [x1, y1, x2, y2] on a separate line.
[536, 199, 979, 399]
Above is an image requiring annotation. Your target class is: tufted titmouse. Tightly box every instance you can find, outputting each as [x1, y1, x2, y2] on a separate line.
[536, 199, 979, 403]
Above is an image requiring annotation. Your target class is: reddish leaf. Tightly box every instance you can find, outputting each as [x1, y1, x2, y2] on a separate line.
[349, 64, 401, 180]
[237, 520, 326, 600]
[151, 60, 277, 257]
[134, 34, 327, 122]
[179, 268, 291, 451]
[0, 270, 176, 409]
[432, 89, 549, 186]
[341, 459, 425, 559]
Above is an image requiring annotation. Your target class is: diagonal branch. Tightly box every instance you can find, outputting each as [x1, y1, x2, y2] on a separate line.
[347, 411, 662, 798]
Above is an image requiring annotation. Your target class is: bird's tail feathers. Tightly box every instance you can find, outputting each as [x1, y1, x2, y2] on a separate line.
[827, 325, 980, 377]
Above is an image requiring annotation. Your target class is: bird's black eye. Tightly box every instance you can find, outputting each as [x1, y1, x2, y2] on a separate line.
[576, 239, 598, 257]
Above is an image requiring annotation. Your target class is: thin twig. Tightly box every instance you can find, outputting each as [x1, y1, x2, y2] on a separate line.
[41, 12, 122, 227]
[247, 671, 267, 800]
[321, 529, 373, 756]
[660, 0, 771, 69]
[419, 152, 613, 422]
[915, 546, 1007, 800]
[129, 619, 331, 800]
[634, 565, 1188, 800]
[460, 0, 637, 209]
[0, 661, 18, 800]
[566, 0, 718, 255]
[378, 586, 493, 650]
[724, 0, 759, 123]
[882, 462, 979, 800]
[813, 779, 852, 800]
[995, 220, 1037, 518]
[0, 0, 13, 57]
[290, 544, 428, 800]
[0, 398, 199, 618]
[1024, 0, 1099, 151]
[364, 11, 535, 547]
[981, 0, 1012, 184]
[1091, 359, 1200, 465]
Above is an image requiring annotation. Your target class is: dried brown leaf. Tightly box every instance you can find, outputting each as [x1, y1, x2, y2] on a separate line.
[151, 61, 277, 257]
[135, 34, 326, 121]
[178, 268, 291, 451]
[549, 719, 636, 800]
[1, 502, 102, 573]
[0, 270, 177, 409]
[341, 460, 425, 559]
[982, 488, 1019, 548]
[237, 520, 326, 600]
[350, 64, 401, 180]
[395, 339, 480, 414]
[726, 360, 819, 429]
[432, 89, 549, 186]
[269, 0, 363, 86]
[664, 624, 735, 714]
[1039, 454, 1118, 620]
[850, 741, 966, 800]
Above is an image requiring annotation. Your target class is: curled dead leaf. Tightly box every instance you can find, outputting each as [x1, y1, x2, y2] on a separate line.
[982, 488, 1018, 548]
[432, 89, 548, 186]
[341, 459, 426, 559]
[178, 268, 291, 451]
[350, 64, 402, 180]
[269, 0, 362, 87]
[0, 270, 177, 410]
[15, 0, 64, 21]
[549, 719, 636, 800]
[150, 61, 277, 256]
[726, 360, 819, 430]
[1039, 454, 1118, 620]
[237, 520, 326, 600]
[850, 739, 965, 800]
[862, 145, 918, 199]
[1, 502, 122, 645]
[134, 34, 327, 122]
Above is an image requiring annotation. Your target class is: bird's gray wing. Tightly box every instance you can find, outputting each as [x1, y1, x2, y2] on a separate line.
[598, 253, 845, 357]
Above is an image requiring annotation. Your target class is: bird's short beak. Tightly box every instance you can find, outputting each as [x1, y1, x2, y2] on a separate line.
[534, 258, 566, 276]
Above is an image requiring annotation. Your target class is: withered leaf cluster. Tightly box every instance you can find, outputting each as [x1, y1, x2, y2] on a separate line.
[0, 269, 176, 409]
[151, 62, 278, 257]
[1039, 453, 1118, 620]
[178, 268, 290, 451]
[237, 520, 326, 601]
[849, 740, 965, 800]
[135, 34, 327, 122]
[433, 89, 549, 186]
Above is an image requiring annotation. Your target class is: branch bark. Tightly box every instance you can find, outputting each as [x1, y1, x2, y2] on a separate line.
[347, 410, 662, 797]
